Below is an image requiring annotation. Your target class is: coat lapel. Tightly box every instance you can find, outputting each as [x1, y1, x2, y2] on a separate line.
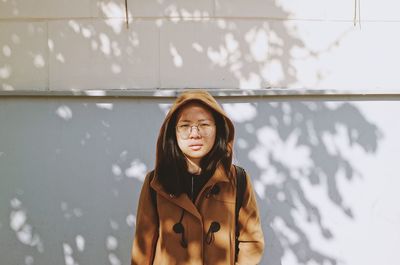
[149, 165, 232, 221]
[194, 165, 232, 205]
[150, 176, 202, 220]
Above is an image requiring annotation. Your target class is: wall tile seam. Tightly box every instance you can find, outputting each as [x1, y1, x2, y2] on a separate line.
[0, 17, 400, 23]
[2, 89, 400, 98]
[157, 21, 161, 89]
[2, 17, 400, 23]
[45, 20, 50, 91]
[212, 0, 216, 17]
[0, 16, 99, 22]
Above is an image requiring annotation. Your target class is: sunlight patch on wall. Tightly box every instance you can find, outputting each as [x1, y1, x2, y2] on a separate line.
[112, 164, 122, 176]
[108, 253, 121, 265]
[239, 73, 262, 89]
[192, 42, 204, 53]
[261, 59, 284, 84]
[63, 243, 78, 265]
[9, 197, 44, 253]
[169, 43, 183, 67]
[100, 2, 125, 18]
[56, 105, 73, 120]
[111, 63, 122, 74]
[258, 165, 303, 204]
[81, 27, 92, 39]
[2, 45, 11, 57]
[106, 235, 118, 250]
[84, 90, 106, 96]
[61, 202, 83, 220]
[25, 256, 34, 265]
[1, 83, 14, 90]
[56, 53, 66, 63]
[33, 54, 45, 68]
[158, 103, 173, 115]
[47, 39, 54, 52]
[273, 216, 301, 244]
[245, 28, 269, 62]
[99, 33, 111, 55]
[106, 19, 125, 35]
[96, 103, 114, 110]
[11, 33, 20, 44]
[75, 235, 85, 252]
[223, 103, 257, 122]
[100, 2, 126, 34]
[252, 126, 313, 170]
[249, 144, 270, 170]
[126, 214, 136, 227]
[68, 20, 81, 33]
[207, 46, 228, 67]
[225, 33, 239, 53]
[110, 219, 119, 230]
[125, 159, 147, 182]
[0, 65, 11, 79]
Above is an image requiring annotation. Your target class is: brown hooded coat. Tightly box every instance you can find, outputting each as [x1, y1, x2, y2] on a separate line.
[131, 90, 264, 265]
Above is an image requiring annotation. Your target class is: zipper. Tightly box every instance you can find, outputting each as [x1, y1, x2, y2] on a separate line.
[191, 175, 194, 202]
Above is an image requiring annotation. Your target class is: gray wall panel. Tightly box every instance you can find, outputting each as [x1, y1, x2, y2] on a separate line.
[0, 97, 398, 265]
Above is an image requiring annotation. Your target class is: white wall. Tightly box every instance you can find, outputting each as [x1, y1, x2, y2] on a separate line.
[1, 96, 400, 265]
[1, 0, 400, 91]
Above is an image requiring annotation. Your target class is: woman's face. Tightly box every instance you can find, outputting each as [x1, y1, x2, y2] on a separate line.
[176, 102, 216, 166]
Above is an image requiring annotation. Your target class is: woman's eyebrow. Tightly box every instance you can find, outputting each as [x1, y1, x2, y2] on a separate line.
[178, 119, 211, 123]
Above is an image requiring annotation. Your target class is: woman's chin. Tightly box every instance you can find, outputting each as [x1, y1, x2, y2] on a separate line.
[185, 153, 203, 160]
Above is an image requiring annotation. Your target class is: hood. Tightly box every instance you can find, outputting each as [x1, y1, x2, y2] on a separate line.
[155, 89, 235, 173]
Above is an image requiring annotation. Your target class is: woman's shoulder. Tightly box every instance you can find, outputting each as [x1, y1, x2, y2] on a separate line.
[232, 164, 248, 183]
[140, 170, 156, 187]
[231, 164, 248, 178]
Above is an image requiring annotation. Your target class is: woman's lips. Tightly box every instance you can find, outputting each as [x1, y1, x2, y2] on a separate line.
[189, 144, 203, 151]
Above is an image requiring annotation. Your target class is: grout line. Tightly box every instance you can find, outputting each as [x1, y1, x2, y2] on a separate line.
[1, 17, 400, 23]
[46, 21, 50, 91]
[213, 0, 216, 18]
[2, 89, 400, 99]
[158, 22, 161, 89]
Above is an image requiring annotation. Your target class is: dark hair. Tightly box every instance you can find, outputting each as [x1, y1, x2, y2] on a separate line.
[157, 101, 230, 195]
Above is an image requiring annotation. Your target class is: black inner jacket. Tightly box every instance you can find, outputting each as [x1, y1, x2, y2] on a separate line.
[183, 171, 213, 203]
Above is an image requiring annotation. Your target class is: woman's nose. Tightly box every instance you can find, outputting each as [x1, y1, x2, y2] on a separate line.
[189, 126, 201, 138]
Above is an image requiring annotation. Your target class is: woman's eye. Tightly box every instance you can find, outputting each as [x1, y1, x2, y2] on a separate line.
[179, 124, 190, 128]
[200, 123, 210, 127]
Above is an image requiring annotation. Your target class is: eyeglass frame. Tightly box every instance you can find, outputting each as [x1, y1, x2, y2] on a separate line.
[176, 122, 216, 139]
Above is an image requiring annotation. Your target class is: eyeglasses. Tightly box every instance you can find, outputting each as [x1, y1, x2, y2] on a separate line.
[176, 122, 215, 139]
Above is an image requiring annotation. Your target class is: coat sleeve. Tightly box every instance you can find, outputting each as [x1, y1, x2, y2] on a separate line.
[236, 172, 265, 265]
[131, 173, 159, 265]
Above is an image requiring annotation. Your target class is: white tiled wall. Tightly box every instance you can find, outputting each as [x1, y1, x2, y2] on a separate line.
[215, 0, 325, 19]
[0, 22, 48, 90]
[48, 19, 159, 90]
[325, 0, 400, 21]
[0, 0, 399, 91]
[129, 0, 214, 18]
[0, 0, 97, 18]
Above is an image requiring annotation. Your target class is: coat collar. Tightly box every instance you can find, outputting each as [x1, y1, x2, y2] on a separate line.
[149, 164, 232, 221]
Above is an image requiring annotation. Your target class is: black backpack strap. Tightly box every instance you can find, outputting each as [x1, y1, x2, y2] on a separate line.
[234, 165, 247, 262]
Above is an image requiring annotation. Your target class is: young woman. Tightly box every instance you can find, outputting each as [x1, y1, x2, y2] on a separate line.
[131, 90, 264, 265]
